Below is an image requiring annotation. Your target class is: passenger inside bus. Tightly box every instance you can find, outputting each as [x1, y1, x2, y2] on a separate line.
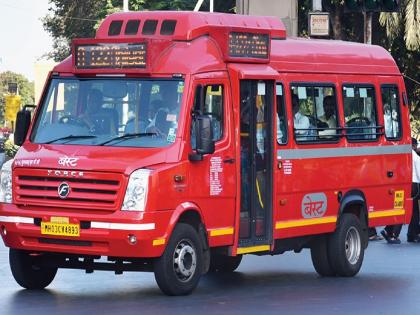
[344, 86, 378, 140]
[383, 103, 399, 138]
[292, 94, 310, 140]
[80, 89, 119, 135]
[124, 102, 150, 134]
[318, 95, 338, 137]
[146, 82, 180, 140]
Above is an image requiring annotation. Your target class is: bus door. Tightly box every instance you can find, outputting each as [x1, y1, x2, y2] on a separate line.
[238, 80, 274, 250]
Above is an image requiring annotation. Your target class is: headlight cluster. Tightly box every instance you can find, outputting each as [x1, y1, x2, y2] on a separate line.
[122, 169, 151, 211]
[0, 159, 13, 203]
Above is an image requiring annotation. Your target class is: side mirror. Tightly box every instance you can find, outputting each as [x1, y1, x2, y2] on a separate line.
[189, 115, 215, 161]
[14, 108, 32, 146]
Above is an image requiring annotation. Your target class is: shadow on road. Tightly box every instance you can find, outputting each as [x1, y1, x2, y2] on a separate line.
[6, 270, 409, 315]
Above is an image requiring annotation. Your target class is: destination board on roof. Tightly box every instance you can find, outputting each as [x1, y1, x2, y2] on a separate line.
[75, 43, 147, 69]
[228, 32, 269, 59]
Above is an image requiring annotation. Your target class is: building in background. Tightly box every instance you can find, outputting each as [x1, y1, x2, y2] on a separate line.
[34, 61, 57, 105]
[236, 0, 298, 36]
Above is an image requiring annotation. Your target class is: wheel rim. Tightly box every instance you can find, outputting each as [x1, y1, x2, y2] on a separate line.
[345, 226, 361, 265]
[173, 239, 197, 282]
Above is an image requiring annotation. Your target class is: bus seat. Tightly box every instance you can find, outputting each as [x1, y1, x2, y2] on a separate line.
[346, 116, 371, 140]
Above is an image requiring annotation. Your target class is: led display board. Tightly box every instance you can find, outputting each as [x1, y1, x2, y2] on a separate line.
[228, 32, 269, 59]
[75, 43, 147, 69]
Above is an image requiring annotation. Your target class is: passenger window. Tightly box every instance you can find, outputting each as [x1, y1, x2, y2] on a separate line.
[343, 85, 378, 141]
[381, 85, 401, 140]
[142, 20, 158, 35]
[191, 84, 224, 149]
[108, 20, 123, 36]
[276, 83, 287, 144]
[290, 85, 339, 142]
[125, 20, 140, 35]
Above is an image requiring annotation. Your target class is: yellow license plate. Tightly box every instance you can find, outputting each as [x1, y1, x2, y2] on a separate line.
[41, 222, 80, 237]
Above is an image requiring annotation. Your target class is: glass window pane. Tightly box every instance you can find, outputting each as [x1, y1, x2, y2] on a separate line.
[381, 86, 401, 139]
[276, 83, 287, 144]
[343, 85, 378, 141]
[108, 20, 123, 36]
[31, 79, 184, 148]
[125, 20, 140, 35]
[142, 20, 158, 35]
[291, 85, 338, 142]
[204, 85, 223, 142]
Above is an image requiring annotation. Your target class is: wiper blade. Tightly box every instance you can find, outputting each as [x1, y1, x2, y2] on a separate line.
[99, 132, 157, 146]
[45, 135, 97, 144]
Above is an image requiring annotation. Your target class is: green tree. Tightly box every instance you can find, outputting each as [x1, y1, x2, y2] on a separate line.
[299, 0, 420, 135]
[379, 0, 419, 135]
[0, 71, 34, 125]
[43, 0, 235, 62]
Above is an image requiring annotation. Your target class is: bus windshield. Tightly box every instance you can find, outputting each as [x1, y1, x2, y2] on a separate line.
[31, 78, 185, 148]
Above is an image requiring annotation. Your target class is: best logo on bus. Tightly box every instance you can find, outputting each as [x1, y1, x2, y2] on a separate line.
[301, 193, 327, 218]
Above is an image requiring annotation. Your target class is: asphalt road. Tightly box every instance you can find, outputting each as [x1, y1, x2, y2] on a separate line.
[1, 227, 420, 315]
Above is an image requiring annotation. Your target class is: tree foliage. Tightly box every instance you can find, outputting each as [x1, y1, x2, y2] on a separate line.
[43, 0, 235, 61]
[0, 71, 34, 125]
[299, 0, 420, 135]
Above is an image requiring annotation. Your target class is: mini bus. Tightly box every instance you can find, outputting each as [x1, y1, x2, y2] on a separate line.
[0, 11, 412, 295]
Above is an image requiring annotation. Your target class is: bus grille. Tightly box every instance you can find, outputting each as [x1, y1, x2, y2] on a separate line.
[13, 168, 125, 212]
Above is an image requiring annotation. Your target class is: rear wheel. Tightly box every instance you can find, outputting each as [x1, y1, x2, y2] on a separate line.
[328, 213, 364, 277]
[9, 249, 57, 289]
[310, 235, 335, 277]
[209, 254, 242, 273]
[154, 223, 203, 296]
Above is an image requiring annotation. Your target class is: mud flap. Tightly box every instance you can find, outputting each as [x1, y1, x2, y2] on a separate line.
[198, 224, 210, 274]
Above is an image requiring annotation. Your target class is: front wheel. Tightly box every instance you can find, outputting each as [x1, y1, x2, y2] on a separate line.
[154, 223, 203, 296]
[9, 249, 58, 289]
[328, 213, 364, 277]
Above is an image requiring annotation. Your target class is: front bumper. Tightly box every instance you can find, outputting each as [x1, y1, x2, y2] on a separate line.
[0, 207, 173, 258]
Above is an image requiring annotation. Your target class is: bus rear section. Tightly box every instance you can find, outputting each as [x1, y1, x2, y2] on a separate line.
[0, 11, 412, 295]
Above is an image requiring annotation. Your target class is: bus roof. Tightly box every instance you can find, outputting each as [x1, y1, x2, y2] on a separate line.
[53, 11, 401, 77]
[271, 37, 400, 75]
[95, 11, 287, 40]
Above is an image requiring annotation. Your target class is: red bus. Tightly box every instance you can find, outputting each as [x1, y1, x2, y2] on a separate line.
[0, 11, 412, 295]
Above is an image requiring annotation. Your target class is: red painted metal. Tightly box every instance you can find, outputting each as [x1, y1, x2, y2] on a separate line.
[0, 11, 411, 262]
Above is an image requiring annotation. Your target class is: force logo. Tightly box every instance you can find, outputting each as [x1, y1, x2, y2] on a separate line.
[58, 182, 71, 199]
[58, 156, 79, 167]
[47, 170, 84, 177]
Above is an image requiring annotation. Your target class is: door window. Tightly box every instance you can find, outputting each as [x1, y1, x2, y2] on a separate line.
[381, 85, 401, 140]
[276, 83, 287, 144]
[191, 84, 224, 149]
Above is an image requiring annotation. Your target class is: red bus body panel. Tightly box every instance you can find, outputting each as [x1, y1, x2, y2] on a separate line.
[0, 11, 411, 259]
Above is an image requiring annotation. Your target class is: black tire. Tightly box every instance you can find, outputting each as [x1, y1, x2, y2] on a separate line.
[154, 223, 203, 296]
[327, 213, 364, 277]
[9, 249, 57, 289]
[209, 254, 242, 273]
[310, 235, 335, 277]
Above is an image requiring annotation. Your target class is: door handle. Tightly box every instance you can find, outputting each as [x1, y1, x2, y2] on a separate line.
[387, 171, 394, 178]
[223, 157, 235, 164]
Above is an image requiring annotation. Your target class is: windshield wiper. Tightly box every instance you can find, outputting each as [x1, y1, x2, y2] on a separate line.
[45, 135, 97, 144]
[98, 132, 157, 146]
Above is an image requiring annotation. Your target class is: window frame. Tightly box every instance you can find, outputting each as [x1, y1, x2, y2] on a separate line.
[190, 83, 225, 147]
[290, 82, 341, 145]
[380, 84, 402, 141]
[275, 82, 288, 146]
[342, 83, 381, 143]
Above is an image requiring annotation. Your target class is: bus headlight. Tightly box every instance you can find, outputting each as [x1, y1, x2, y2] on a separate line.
[122, 169, 151, 211]
[0, 159, 13, 203]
